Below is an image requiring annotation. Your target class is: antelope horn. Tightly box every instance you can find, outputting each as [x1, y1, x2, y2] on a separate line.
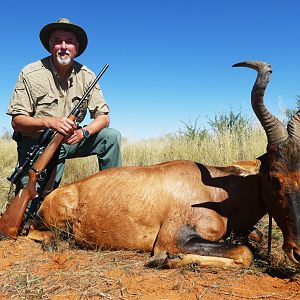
[287, 110, 300, 140]
[233, 61, 288, 144]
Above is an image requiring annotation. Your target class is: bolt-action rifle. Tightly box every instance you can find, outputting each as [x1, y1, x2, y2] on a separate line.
[0, 64, 109, 240]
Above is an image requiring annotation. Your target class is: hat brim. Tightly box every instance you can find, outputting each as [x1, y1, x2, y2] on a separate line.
[40, 22, 88, 57]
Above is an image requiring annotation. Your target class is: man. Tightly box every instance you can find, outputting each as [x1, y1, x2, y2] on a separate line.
[7, 18, 122, 223]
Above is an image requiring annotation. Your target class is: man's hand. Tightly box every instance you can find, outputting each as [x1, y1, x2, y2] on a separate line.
[63, 129, 84, 144]
[45, 117, 76, 136]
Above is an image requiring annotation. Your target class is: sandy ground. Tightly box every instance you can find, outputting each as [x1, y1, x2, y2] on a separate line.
[0, 235, 299, 300]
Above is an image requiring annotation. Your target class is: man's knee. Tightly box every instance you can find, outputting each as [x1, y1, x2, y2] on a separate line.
[97, 128, 122, 169]
[102, 128, 122, 145]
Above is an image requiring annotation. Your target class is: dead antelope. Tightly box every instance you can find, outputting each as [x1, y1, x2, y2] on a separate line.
[30, 61, 300, 269]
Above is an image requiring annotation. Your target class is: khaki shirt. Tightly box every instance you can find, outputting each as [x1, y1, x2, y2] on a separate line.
[7, 57, 109, 136]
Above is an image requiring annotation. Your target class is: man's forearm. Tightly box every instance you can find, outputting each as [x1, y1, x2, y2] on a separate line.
[12, 115, 76, 136]
[12, 115, 48, 133]
[84, 114, 110, 135]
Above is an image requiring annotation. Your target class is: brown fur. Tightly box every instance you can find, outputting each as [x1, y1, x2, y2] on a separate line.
[32, 160, 263, 268]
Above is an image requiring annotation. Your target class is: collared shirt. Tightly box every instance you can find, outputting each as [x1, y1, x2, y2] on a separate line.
[7, 56, 109, 132]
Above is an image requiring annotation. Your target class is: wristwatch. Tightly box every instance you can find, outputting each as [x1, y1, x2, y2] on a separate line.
[81, 126, 90, 139]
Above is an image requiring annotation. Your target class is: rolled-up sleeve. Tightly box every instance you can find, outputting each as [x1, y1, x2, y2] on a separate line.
[7, 72, 34, 117]
[88, 81, 110, 119]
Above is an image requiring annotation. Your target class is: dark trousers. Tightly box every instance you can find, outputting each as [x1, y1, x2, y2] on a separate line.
[16, 127, 122, 224]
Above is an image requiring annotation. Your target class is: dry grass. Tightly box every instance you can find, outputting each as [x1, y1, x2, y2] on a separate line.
[0, 138, 17, 213]
[122, 127, 266, 166]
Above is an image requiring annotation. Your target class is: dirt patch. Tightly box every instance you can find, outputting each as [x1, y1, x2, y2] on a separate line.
[0, 236, 299, 300]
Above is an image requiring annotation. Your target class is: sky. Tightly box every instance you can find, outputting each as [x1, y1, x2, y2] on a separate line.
[1, 0, 300, 141]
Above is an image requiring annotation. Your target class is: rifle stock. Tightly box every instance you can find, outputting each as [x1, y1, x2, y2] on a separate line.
[0, 184, 36, 239]
[0, 64, 109, 239]
[0, 128, 67, 239]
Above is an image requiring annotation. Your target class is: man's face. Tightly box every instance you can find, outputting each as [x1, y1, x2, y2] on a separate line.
[49, 30, 79, 66]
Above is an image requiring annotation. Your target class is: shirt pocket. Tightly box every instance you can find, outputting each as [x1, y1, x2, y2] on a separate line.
[35, 94, 59, 118]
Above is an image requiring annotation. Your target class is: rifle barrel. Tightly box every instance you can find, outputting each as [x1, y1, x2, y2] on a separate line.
[71, 64, 109, 116]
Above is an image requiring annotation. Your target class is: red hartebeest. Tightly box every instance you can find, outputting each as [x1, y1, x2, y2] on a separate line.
[29, 61, 300, 268]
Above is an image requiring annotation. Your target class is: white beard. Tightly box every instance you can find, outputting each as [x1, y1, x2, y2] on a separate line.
[56, 50, 72, 66]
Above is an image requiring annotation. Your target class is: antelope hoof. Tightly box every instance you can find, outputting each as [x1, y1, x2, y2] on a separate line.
[146, 251, 182, 269]
[248, 227, 263, 244]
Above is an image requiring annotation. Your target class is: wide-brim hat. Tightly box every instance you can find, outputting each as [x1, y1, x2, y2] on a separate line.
[40, 18, 88, 57]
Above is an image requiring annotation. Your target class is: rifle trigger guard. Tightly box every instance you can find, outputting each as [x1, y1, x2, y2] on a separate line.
[39, 169, 47, 181]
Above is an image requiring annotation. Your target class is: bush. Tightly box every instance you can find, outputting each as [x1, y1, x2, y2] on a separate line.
[207, 110, 252, 136]
[284, 96, 300, 121]
[178, 116, 208, 141]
